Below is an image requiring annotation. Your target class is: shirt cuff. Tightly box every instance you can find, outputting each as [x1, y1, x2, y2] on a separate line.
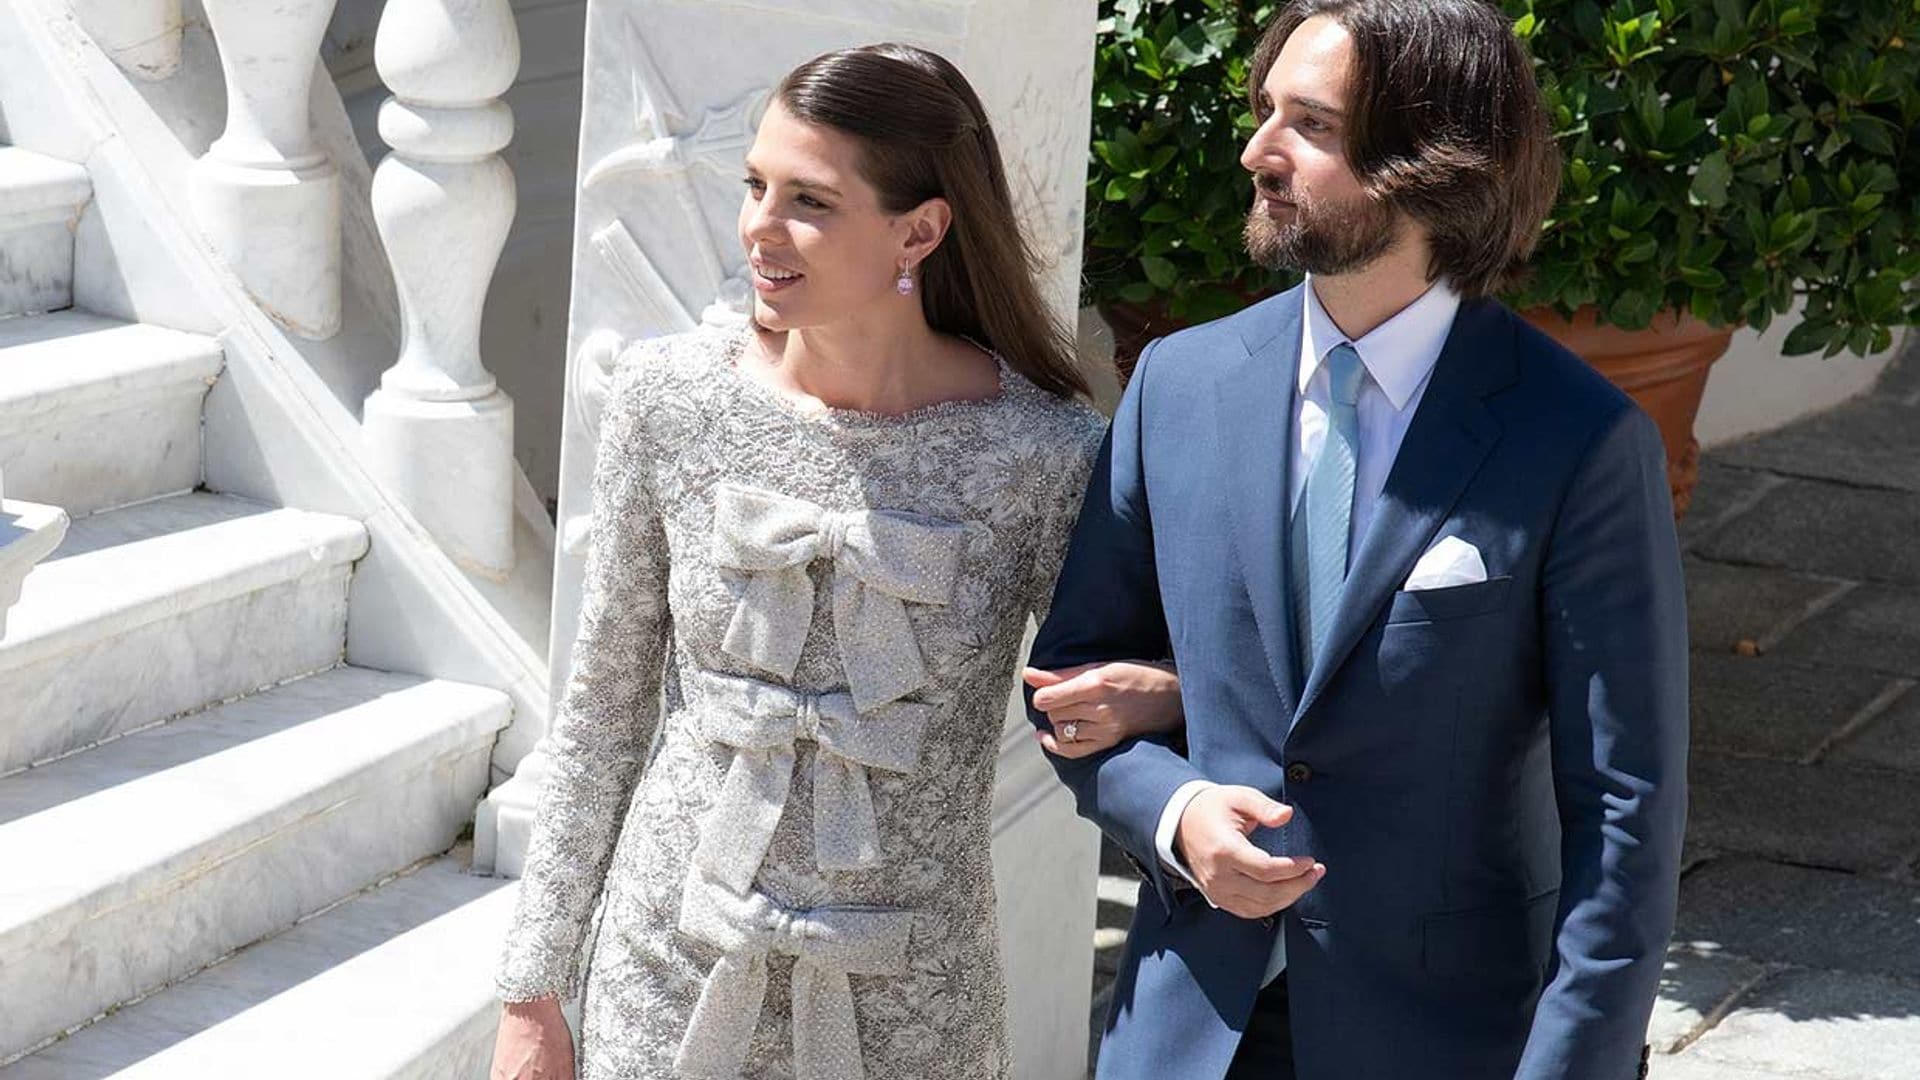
[1155, 779, 1220, 908]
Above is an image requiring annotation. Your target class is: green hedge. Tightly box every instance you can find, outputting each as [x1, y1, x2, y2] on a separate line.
[1084, 0, 1920, 356]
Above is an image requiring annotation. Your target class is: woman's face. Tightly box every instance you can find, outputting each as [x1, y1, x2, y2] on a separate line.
[738, 101, 935, 333]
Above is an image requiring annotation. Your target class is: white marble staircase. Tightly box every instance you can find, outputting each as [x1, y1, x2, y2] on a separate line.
[0, 146, 522, 1076]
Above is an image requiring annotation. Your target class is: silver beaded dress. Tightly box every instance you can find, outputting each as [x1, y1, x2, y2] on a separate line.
[496, 325, 1106, 1080]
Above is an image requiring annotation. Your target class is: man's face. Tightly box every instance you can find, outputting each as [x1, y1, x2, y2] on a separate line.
[1240, 15, 1401, 276]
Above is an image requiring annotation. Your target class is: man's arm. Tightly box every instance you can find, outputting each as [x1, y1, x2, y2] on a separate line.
[1026, 339, 1210, 913]
[1517, 405, 1689, 1080]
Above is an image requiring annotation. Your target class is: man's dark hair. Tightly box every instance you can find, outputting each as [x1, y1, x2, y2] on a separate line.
[1251, 0, 1562, 298]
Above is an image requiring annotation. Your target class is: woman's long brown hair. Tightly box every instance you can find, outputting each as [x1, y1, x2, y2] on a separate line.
[775, 44, 1090, 400]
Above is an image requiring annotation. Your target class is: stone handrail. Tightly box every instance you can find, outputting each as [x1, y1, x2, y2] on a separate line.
[68, 0, 182, 80]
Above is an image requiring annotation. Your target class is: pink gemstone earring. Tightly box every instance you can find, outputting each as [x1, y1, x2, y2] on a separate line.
[896, 263, 915, 296]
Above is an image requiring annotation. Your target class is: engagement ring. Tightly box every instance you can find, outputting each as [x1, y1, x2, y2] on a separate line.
[1061, 722, 1080, 743]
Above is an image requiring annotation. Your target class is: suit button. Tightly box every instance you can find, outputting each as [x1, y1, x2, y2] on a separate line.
[1286, 762, 1314, 785]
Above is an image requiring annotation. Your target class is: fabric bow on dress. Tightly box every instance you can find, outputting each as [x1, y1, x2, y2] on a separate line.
[710, 484, 967, 711]
[674, 871, 914, 1080]
[690, 671, 933, 892]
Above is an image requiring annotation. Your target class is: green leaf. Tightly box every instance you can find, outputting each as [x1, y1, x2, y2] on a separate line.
[1848, 117, 1898, 156]
[1691, 151, 1733, 209]
[1162, 22, 1223, 66]
[1610, 186, 1635, 228]
[1134, 37, 1163, 81]
[1140, 256, 1178, 289]
[1616, 233, 1659, 264]
[1609, 289, 1660, 329]
[1781, 318, 1834, 356]
[1680, 264, 1728, 289]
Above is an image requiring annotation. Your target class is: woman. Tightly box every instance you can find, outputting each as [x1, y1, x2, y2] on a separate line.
[491, 44, 1183, 1080]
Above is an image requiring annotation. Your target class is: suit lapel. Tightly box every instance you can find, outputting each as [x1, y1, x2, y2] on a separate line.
[1213, 290, 1305, 713]
[1292, 299, 1516, 730]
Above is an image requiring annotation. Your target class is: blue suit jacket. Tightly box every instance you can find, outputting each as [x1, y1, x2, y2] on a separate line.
[1029, 287, 1688, 1080]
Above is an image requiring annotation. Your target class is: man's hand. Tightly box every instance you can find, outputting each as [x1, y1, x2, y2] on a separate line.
[1175, 785, 1325, 919]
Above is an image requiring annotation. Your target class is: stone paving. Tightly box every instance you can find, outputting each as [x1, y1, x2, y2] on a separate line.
[1085, 336, 1920, 1078]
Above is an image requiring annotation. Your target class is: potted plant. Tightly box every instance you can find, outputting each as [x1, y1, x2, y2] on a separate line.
[1509, 0, 1920, 513]
[1085, 0, 1920, 514]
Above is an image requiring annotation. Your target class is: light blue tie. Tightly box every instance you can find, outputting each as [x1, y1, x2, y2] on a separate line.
[1265, 344, 1363, 988]
[1291, 342, 1365, 678]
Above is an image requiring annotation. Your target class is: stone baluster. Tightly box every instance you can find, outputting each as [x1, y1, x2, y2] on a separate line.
[190, 0, 341, 340]
[69, 0, 183, 80]
[362, 0, 521, 580]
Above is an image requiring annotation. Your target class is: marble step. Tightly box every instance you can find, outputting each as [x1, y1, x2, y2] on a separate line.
[0, 854, 519, 1080]
[0, 855, 518, 1080]
[0, 311, 224, 517]
[0, 667, 513, 1064]
[0, 492, 368, 774]
[0, 147, 91, 320]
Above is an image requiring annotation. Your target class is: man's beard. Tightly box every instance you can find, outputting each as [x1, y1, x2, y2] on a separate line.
[1244, 176, 1399, 275]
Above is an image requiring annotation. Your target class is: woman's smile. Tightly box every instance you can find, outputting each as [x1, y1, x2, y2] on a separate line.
[750, 256, 806, 293]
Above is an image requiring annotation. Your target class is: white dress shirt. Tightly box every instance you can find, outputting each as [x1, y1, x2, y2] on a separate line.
[1150, 277, 1462, 951]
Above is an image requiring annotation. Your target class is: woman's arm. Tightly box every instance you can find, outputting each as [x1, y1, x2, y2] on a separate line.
[496, 352, 672, 1004]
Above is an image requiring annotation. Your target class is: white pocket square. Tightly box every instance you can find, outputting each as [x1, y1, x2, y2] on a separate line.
[1404, 536, 1488, 591]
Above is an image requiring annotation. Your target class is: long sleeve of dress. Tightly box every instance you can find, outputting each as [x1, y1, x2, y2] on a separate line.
[1024, 420, 1106, 628]
[497, 354, 672, 1003]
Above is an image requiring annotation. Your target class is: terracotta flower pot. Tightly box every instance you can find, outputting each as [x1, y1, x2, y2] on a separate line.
[1521, 306, 1734, 519]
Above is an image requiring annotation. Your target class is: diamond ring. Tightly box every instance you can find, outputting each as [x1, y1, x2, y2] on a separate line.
[1061, 722, 1080, 743]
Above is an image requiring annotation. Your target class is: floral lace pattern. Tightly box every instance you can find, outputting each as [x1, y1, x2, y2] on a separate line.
[497, 326, 1105, 1079]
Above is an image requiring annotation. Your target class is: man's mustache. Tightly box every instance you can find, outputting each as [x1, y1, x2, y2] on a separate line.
[1252, 173, 1293, 201]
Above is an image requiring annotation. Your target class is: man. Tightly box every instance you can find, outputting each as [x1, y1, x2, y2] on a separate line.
[1026, 2, 1688, 1077]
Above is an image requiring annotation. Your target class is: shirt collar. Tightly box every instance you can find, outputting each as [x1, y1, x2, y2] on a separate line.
[1298, 276, 1462, 411]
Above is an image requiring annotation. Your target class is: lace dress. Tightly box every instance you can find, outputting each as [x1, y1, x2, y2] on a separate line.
[496, 325, 1106, 1080]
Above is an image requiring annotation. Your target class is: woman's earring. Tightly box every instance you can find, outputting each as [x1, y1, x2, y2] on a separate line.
[896, 263, 915, 296]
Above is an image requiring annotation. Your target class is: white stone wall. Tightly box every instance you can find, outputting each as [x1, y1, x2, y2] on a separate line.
[1697, 302, 1900, 449]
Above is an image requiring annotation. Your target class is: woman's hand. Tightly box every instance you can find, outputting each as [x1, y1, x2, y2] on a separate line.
[491, 997, 576, 1080]
[1023, 660, 1183, 759]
